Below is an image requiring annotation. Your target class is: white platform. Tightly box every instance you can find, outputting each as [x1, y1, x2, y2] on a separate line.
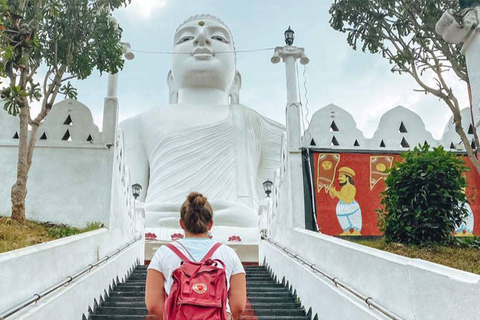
[144, 240, 258, 264]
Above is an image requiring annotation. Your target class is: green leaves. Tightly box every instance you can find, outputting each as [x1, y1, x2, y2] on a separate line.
[2, 85, 27, 116]
[59, 81, 77, 100]
[0, 0, 129, 115]
[379, 144, 469, 245]
[329, 0, 466, 77]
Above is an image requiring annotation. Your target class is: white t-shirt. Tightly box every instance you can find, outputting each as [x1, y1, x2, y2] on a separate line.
[148, 238, 245, 312]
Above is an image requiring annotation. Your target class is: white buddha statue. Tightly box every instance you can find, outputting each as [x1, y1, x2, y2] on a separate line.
[120, 15, 284, 242]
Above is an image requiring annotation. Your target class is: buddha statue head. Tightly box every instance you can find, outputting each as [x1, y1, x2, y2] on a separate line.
[168, 14, 241, 104]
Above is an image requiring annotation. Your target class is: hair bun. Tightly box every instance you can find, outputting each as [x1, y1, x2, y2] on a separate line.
[181, 192, 213, 234]
[187, 192, 206, 209]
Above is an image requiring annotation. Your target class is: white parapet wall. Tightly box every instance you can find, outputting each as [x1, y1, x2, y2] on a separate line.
[260, 239, 389, 319]
[304, 104, 476, 151]
[0, 226, 144, 320]
[260, 228, 480, 320]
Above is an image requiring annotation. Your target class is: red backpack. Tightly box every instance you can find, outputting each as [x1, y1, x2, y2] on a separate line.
[163, 242, 228, 320]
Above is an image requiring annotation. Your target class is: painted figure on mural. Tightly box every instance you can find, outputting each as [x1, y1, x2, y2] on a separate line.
[328, 167, 362, 235]
[456, 187, 475, 236]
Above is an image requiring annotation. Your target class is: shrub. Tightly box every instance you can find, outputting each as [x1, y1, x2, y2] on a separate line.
[47, 226, 78, 238]
[81, 222, 104, 233]
[379, 144, 469, 245]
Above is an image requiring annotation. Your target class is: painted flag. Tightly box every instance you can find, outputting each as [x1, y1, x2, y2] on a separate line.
[370, 156, 394, 190]
[317, 154, 340, 193]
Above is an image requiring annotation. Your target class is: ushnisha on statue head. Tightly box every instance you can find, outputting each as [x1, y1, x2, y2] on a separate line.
[168, 14, 241, 104]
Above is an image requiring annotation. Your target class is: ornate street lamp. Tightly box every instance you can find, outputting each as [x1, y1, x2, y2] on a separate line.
[263, 179, 273, 198]
[132, 183, 142, 200]
[285, 26, 295, 46]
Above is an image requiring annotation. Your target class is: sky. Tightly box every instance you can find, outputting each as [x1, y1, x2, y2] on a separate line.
[56, 0, 470, 140]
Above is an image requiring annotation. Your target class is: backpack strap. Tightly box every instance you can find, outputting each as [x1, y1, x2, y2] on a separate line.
[165, 243, 191, 262]
[201, 242, 223, 262]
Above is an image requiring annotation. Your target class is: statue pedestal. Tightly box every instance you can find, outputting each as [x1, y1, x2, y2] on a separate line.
[143, 226, 260, 263]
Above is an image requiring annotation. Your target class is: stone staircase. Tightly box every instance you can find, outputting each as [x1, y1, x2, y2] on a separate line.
[88, 265, 309, 320]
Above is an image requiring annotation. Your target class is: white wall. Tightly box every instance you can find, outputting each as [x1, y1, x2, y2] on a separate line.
[369, 106, 438, 150]
[0, 227, 144, 317]
[13, 239, 143, 320]
[441, 107, 478, 149]
[260, 240, 389, 319]
[0, 96, 145, 319]
[305, 104, 472, 151]
[304, 103, 367, 148]
[0, 99, 135, 228]
[0, 144, 112, 226]
[261, 228, 480, 320]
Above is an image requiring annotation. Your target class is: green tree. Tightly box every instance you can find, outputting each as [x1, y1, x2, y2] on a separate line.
[0, 0, 130, 223]
[380, 144, 469, 245]
[329, 0, 480, 176]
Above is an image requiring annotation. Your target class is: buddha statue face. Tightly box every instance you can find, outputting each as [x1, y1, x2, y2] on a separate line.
[171, 16, 237, 93]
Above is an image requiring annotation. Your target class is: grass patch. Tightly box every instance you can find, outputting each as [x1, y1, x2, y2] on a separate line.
[0, 217, 104, 254]
[348, 237, 480, 275]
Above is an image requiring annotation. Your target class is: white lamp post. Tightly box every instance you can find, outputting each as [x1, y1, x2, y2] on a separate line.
[107, 42, 135, 98]
[271, 27, 310, 228]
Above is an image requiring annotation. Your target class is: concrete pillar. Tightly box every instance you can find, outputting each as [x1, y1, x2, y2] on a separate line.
[102, 97, 118, 146]
[465, 29, 480, 126]
[103, 42, 134, 145]
[284, 55, 298, 105]
[436, 6, 480, 126]
[107, 73, 119, 98]
[271, 45, 310, 229]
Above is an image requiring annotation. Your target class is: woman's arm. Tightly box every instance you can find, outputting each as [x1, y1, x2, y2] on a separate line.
[145, 269, 165, 319]
[228, 273, 247, 320]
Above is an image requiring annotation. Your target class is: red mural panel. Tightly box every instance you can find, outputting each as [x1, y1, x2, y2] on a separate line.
[312, 152, 479, 237]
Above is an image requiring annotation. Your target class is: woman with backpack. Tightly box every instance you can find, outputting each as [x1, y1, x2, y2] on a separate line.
[145, 192, 247, 320]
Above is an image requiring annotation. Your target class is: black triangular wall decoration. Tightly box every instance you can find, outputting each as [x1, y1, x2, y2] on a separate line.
[62, 130, 71, 141]
[330, 121, 339, 132]
[468, 124, 474, 135]
[310, 138, 316, 146]
[450, 142, 456, 149]
[399, 122, 407, 133]
[63, 114, 73, 125]
[401, 137, 410, 148]
[40, 132, 47, 140]
[471, 140, 476, 149]
[12, 132, 19, 139]
[331, 136, 340, 146]
[87, 135, 93, 142]
[380, 140, 386, 147]
[354, 140, 360, 147]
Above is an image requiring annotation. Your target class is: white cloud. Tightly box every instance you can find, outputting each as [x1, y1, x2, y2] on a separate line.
[127, 0, 167, 19]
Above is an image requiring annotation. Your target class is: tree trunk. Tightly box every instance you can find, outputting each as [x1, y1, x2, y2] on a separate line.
[11, 101, 30, 223]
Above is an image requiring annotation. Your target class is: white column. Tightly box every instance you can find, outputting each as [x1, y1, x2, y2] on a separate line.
[102, 97, 118, 145]
[106, 42, 134, 99]
[285, 55, 298, 104]
[107, 73, 119, 98]
[272, 46, 310, 229]
[103, 42, 134, 144]
[465, 29, 480, 126]
[436, 7, 480, 126]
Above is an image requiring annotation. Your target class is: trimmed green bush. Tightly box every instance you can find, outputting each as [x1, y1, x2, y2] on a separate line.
[379, 144, 469, 245]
